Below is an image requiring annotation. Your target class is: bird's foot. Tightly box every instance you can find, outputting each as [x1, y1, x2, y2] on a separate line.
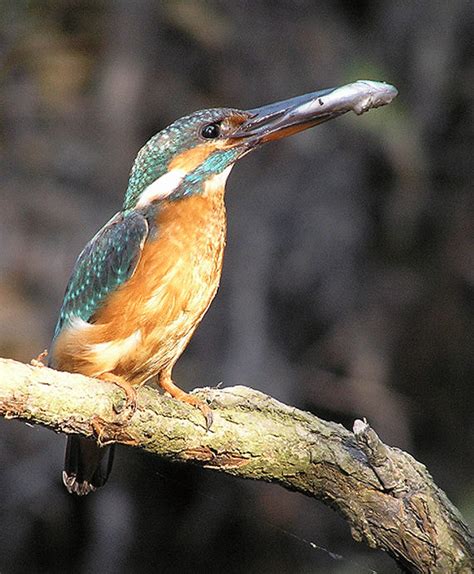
[159, 376, 213, 430]
[183, 394, 213, 431]
[97, 373, 137, 423]
[90, 374, 138, 445]
[31, 349, 48, 367]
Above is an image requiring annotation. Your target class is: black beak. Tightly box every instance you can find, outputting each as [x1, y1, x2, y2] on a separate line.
[232, 80, 398, 143]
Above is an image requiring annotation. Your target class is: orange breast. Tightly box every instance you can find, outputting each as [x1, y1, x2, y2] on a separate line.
[53, 184, 227, 383]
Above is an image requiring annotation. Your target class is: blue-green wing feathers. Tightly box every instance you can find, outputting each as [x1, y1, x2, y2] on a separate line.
[52, 210, 149, 342]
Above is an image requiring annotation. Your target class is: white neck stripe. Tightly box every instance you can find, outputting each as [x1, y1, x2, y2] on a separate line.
[136, 169, 186, 208]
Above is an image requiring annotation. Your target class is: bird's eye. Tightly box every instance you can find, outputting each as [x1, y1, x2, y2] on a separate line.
[201, 123, 220, 139]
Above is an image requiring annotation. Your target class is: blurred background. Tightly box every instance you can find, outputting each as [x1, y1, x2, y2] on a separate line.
[0, 1, 472, 572]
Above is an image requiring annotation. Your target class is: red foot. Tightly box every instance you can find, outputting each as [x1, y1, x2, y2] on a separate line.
[159, 375, 213, 430]
[97, 373, 138, 421]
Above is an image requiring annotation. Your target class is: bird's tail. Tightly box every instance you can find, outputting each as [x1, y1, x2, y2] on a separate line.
[63, 435, 115, 495]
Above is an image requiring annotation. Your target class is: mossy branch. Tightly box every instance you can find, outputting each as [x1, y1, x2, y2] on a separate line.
[0, 357, 472, 573]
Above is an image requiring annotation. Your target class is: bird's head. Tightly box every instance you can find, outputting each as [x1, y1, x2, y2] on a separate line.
[123, 80, 397, 211]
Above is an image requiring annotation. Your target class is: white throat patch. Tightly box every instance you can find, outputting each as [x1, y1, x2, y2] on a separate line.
[203, 165, 234, 195]
[136, 169, 186, 208]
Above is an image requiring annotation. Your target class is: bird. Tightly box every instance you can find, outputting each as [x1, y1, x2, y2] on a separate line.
[48, 80, 397, 495]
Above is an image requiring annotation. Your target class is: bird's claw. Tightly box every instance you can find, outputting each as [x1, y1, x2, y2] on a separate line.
[199, 402, 214, 431]
[97, 373, 137, 422]
[158, 375, 213, 430]
[182, 394, 213, 430]
[31, 349, 48, 367]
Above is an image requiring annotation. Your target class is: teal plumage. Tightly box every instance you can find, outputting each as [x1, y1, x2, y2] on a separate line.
[184, 149, 240, 188]
[50, 210, 150, 352]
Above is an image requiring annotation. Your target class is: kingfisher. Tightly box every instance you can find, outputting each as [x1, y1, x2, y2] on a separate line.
[48, 80, 397, 495]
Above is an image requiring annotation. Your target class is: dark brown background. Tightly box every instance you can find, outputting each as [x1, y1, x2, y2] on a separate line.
[1, 2, 472, 573]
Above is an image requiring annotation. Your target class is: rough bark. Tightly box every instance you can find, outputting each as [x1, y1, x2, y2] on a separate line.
[0, 357, 472, 573]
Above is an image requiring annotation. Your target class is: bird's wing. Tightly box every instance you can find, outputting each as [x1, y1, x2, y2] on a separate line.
[52, 210, 149, 341]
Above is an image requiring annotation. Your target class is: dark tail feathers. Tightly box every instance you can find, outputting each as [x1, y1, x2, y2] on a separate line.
[63, 436, 115, 495]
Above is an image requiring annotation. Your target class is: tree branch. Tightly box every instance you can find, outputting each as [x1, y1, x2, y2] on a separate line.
[1, 357, 472, 573]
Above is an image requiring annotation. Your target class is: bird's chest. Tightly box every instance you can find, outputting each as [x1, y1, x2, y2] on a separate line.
[144, 193, 227, 329]
[114, 189, 227, 375]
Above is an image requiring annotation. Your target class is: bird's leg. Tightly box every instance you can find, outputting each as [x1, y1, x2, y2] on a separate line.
[158, 370, 213, 430]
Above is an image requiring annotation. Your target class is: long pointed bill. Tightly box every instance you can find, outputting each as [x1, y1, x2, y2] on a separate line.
[232, 80, 398, 143]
